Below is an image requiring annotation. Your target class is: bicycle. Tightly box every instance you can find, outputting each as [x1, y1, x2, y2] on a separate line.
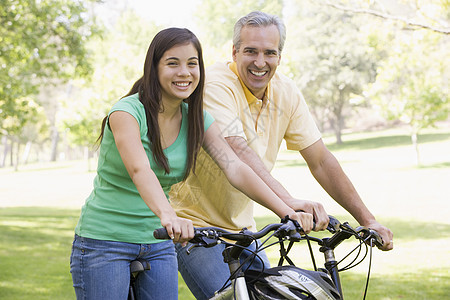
[127, 259, 151, 300]
[154, 215, 383, 300]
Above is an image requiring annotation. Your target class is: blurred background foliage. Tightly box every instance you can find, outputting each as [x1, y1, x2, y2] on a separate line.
[1, 0, 449, 170]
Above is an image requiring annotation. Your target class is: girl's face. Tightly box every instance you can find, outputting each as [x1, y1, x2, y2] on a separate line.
[158, 43, 200, 103]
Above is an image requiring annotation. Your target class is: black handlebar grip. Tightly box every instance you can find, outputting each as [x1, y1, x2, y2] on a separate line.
[153, 228, 171, 240]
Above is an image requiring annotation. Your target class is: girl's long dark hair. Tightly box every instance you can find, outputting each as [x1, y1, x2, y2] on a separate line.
[98, 28, 205, 179]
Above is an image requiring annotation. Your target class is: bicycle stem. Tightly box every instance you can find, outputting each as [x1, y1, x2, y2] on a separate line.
[323, 248, 344, 299]
[319, 228, 354, 300]
[222, 246, 251, 300]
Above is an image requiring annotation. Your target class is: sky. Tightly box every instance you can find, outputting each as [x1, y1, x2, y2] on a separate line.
[129, 0, 201, 31]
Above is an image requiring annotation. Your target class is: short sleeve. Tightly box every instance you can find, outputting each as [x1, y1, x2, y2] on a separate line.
[203, 81, 246, 139]
[108, 94, 146, 136]
[284, 89, 321, 151]
[203, 109, 215, 131]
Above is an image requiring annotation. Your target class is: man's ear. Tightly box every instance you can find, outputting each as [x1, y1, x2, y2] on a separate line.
[232, 45, 237, 62]
[278, 54, 282, 65]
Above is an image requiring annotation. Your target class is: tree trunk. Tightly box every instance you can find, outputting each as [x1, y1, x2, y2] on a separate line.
[50, 127, 59, 161]
[21, 141, 32, 164]
[1, 136, 8, 168]
[411, 131, 421, 166]
[84, 146, 91, 171]
[10, 139, 14, 167]
[335, 127, 343, 144]
[14, 142, 21, 171]
[333, 90, 346, 144]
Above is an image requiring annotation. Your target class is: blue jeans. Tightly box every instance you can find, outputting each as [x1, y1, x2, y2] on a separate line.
[70, 235, 178, 300]
[176, 240, 270, 300]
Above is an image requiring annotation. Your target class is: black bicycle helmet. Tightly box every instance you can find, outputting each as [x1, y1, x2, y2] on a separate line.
[245, 265, 341, 300]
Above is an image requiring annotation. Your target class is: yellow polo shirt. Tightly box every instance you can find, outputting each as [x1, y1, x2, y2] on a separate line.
[169, 62, 321, 231]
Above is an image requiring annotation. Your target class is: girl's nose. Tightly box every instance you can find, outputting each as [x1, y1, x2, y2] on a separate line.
[178, 64, 190, 76]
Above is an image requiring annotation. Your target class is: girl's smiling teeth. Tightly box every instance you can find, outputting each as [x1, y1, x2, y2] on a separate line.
[174, 81, 190, 87]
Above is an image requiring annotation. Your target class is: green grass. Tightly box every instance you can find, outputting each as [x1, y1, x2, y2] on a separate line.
[0, 209, 448, 299]
[325, 131, 450, 152]
[1, 127, 449, 299]
[0, 208, 78, 299]
[0, 207, 194, 299]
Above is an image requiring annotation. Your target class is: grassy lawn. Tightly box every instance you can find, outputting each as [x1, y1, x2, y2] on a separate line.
[1, 127, 449, 299]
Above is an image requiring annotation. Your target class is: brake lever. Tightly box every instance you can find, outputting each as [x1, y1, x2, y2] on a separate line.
[326, 215, 341, 233]
[368, 229, 384, 248]
[276, 219, 302, 241]
[186, 236, 220, 254]
[355, 226, 384, 248]
[186, 229, 221, 254]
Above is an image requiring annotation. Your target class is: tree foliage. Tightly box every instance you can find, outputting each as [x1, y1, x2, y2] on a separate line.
[319, 0, 450, 34]
[62, 8, 161, 150]
[0, 0, 100, 137]
[2, 0, 448, 166]
[369, 29, 449, 164]
[283, 0, 379, 143]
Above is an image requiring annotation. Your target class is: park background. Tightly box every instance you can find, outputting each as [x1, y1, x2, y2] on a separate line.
[1, 0, 449, 299]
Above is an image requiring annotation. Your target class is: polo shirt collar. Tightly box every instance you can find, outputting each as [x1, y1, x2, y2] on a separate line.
[228, 62, 271, 105]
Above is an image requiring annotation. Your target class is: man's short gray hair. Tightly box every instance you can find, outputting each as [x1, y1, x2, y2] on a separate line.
[233, 11, 286, 53]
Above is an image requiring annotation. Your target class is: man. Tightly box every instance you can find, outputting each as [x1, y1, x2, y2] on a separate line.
[169, 11, 394, 300]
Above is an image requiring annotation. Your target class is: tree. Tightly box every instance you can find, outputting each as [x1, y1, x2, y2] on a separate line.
[0, 96, 45, 169]
[61, 8, 161, 169]
[283, 0, 379, 143]
[318, 0, 450, 35]
[309, 0, 450, 161]
[369, 29, 449, 165]
[0, 0, 100, 164]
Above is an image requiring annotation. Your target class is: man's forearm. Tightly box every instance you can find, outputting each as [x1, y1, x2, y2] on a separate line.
[309, 153, 376, 225]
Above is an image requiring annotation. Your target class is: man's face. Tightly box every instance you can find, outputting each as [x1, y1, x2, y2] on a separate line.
[232, 25, 281, 99]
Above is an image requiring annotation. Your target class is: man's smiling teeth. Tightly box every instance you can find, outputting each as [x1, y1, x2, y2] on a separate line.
[174, 82, 189, 87]
[250, 70, 267, 77]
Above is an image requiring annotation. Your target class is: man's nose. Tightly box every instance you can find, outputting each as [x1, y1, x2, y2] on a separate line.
[254, 52, 266, 68]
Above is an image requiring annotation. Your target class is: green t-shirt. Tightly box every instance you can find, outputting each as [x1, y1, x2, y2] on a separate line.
[75, 93, 214, 243]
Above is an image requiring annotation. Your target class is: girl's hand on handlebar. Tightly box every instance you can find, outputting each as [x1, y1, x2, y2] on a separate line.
[160, 215, 194, 247]
[289, 211, 314, 234]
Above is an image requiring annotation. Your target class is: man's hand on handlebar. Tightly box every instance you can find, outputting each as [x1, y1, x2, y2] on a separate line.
[287, 211, 314, 234]
[361, 220, 393, 251]
[286, 198, 329, 231]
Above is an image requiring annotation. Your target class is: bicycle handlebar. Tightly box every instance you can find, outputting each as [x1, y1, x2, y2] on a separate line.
[153, 216, 384, 300]
[153, 222, 287, 242]
[153, 215, 383, 248]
